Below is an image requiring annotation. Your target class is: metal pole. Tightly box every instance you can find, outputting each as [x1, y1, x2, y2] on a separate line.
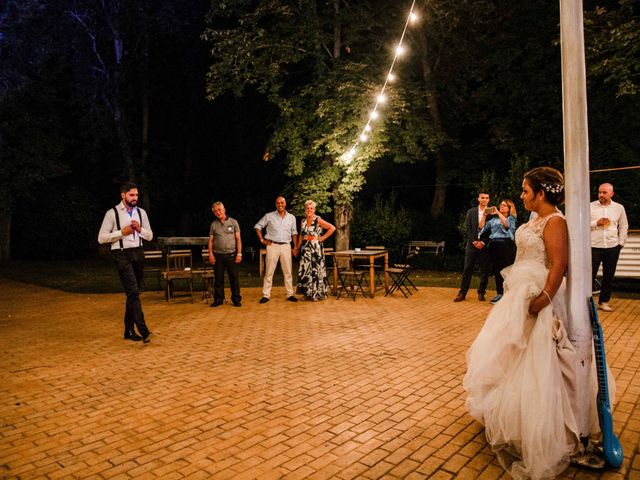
[559, 0, 592, 436]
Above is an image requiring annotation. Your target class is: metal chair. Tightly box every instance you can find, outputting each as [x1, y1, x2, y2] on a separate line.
[336, 255, 368, 301]
[385, 251, 418, 297]
[163, 249, 194, 302]
[355, 246, 385, 287]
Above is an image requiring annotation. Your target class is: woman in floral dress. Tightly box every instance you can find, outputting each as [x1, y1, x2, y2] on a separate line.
[295, 200, 336, 301]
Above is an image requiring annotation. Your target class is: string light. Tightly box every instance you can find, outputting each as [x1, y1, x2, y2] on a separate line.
[341, 1, 418, 165]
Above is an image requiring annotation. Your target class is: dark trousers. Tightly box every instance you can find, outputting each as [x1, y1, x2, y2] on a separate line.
[459, 245, 491, 296]
[489, 239, 516, 295]
[592, 246, 621, 304]
[214, 252, 241, 304]
[112, 247, 150, 336]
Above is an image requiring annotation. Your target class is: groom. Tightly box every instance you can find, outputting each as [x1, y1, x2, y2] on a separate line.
[454, 192, 492, 302]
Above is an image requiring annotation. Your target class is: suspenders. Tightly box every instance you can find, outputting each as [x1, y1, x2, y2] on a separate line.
[112, 206, 143, 250]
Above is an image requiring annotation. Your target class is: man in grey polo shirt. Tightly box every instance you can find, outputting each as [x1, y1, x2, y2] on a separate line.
[208, 201, 243, 307]
[254, 196, 299, 303]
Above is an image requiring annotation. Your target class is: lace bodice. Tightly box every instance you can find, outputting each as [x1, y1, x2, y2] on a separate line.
[514, 212, 564, 268]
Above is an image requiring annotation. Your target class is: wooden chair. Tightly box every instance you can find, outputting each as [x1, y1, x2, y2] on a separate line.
[191, 248, 214, 301]
[142, 249, 163, 291]
[163, 249, 193, 302]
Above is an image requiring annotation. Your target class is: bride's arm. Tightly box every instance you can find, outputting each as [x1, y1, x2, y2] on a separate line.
[528, 216, 568, 315]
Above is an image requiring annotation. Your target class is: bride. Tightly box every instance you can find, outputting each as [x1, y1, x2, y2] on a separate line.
[464, 167, 601, 479]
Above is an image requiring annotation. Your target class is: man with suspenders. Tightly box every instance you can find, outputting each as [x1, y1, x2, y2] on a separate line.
[98, 182, 153, 343]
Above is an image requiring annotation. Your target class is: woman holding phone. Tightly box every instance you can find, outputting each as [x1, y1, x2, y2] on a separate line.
[479, 199, 517, 303]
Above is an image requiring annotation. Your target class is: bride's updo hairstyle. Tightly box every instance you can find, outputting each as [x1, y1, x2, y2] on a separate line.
[524, 166, 565, 206]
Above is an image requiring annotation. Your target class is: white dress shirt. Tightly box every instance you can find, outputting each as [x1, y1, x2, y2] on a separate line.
[254, 210, 297, 243]
[590, 200, 628, 248]
[98, 202, 153, 250]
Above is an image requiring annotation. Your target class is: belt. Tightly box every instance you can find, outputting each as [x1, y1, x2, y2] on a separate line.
[267, 240, 289, 245]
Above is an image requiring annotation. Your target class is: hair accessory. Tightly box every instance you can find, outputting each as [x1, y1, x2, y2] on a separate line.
[541, 182, 564, 194]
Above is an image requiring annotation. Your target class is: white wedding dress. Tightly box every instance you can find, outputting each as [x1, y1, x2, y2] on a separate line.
[464, 212, 598, 479]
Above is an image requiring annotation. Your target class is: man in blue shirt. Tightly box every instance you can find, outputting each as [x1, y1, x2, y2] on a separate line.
[254, 196, 299, 303]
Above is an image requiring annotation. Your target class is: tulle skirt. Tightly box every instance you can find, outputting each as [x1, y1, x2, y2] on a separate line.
[464, 260, 582, 479]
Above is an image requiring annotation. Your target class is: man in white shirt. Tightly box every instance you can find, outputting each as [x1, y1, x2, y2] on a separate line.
[254, 196, 299, 303]
[98, 182, 153, 342]
[590, 183, 628, 312]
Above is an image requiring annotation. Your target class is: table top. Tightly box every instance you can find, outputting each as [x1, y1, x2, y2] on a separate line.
[157, 237, 209, 246]
[331, 249, 387, 256]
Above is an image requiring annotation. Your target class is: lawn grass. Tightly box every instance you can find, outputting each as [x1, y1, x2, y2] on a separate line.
[1, 255, 638, 298]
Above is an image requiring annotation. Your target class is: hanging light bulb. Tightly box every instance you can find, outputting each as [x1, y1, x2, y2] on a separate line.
[338, 3, 417, 165]
[342, 147, 356, 164]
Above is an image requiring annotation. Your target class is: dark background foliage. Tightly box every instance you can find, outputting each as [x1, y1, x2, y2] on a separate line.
[1, 0, 638, 260]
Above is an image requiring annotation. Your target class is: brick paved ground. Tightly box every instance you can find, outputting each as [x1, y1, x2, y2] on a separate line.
[1, 277, 639, 479]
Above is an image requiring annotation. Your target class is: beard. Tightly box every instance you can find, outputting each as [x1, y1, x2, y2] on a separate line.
[124, 199, 138, 208]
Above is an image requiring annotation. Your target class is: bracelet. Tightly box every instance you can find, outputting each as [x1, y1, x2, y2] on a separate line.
[236, 253, 242, 256]
[541, 289, 552, 304]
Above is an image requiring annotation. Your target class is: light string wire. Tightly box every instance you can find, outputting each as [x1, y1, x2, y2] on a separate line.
[341, 0, 418, 164]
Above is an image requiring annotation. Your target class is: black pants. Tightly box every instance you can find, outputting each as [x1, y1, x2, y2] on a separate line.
[112, 247, 150, 336]
[592, 246, 621, 304]
[488, 239, 516, 295]
[214, 252, 241, 304]
[459, 245, 491, 296]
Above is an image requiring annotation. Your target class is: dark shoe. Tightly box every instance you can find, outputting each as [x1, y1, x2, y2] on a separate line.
[286, 296, 298, 302]
[478, 293, 486, 301]
[142, 332, 152, 343]
[490, 294, 503, 304]
[232, 302, 242, 307]
[453, 294, 465, 302]
[210, 301, 224, 307]
[124, 331, 143, 341]
[259, 297, 270, 304]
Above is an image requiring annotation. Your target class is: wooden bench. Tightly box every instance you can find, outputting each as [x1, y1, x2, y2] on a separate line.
[408, 240, 445, 255]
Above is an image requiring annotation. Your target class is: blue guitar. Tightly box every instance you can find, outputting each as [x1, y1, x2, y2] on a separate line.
[588, 297, 623, 468]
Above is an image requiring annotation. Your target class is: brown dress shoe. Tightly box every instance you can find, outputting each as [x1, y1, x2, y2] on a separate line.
[454, 294, 465, 302]
[478, 293, 486, 301]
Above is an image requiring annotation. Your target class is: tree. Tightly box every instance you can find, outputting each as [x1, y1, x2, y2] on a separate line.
[204, 0, 420, 249]
[0, 1, 69, 261]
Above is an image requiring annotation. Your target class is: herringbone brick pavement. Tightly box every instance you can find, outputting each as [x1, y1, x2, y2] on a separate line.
[0, 277, 639, 479]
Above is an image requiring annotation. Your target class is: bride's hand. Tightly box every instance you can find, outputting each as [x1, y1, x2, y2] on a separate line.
[528, 292, 550, 315]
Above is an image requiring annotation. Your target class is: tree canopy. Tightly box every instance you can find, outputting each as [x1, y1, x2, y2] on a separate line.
[0, 0, 638, 260]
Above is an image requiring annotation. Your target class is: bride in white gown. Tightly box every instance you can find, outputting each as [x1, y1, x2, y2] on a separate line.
[464, 167, 599, 479]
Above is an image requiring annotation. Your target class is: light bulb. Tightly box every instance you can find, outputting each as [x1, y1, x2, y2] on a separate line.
[359, 134, 368, 142]
[364, 124, 372, 132]
[370, 110, 379, 120]
[396, 45, 405, 56]
[409, 12, 418, 23]
[387, 72, 396, 82]
[377, 94, 386, 103]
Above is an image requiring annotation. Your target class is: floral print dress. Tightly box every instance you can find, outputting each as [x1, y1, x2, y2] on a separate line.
[296, 217, 328, 300]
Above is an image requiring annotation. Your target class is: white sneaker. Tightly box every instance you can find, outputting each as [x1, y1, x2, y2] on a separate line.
[599, 302, 613, 312]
